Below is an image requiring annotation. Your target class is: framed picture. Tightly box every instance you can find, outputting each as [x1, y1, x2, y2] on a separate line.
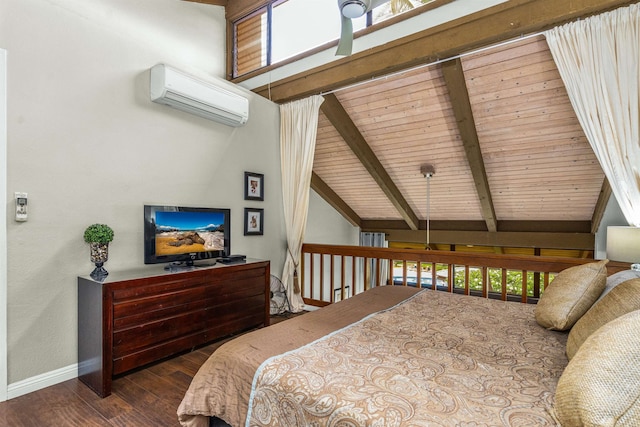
[244, 208, 264, 236]
[244, 172, 264, 201]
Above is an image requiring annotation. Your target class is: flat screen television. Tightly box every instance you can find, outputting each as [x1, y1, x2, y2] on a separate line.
[144, 205, 230, 266]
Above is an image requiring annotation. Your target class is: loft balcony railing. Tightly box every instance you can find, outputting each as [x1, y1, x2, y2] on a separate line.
[300, 244, 629, 307]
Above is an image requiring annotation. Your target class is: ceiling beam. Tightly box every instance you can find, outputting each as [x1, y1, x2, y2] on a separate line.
[311, 172, 362, 227]
[591, 177, 612, 234]
[362, 220, 489, 231]
[225, 0, 267, 20]
[182, 0, 227, 6]
[361, 220, 593, 233]
[320, 93, 421, 230]
[253, 0, 636, 103]
[440, 58, 498, 233]
[382, 229, 595, 251]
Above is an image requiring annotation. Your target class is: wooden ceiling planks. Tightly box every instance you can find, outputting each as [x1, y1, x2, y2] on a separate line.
[462, 35, 604, 222]
[320, 93, 421, 229]
[313, 112, 402, 221]
[332, 64, 484, 223]
[312, 26, 605, 243]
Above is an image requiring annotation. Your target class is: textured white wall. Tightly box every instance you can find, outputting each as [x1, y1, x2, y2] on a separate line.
[0, 0, 287, 385]
[594, 195, 629, 260]
[306, 190, 359, 246]
[0, 48, 8, 401]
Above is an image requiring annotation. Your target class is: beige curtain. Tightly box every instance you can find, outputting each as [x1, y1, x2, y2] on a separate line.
[545, 4, 640, 226]
[280, 95, 324, 312]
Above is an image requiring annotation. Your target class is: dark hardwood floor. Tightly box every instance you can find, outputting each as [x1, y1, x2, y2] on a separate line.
[0, 313, 301, 427]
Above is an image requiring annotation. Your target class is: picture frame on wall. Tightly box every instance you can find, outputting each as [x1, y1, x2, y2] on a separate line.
[244, 171, 264, 201]
[244, 208, 264, 236]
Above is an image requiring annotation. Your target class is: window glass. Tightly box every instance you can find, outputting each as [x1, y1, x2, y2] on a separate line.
[272, 0, 365, 63]
[233, 0, 434, 77]
[371, 0, 435, 24]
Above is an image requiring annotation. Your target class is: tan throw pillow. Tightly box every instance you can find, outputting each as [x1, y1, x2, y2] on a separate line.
[534, 259, 608, 331]
[553, 310, 640, 426]
[566, 278, 640, 359]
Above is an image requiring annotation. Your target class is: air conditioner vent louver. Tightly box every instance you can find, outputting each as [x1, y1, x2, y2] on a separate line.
[150, 64, 248, 127]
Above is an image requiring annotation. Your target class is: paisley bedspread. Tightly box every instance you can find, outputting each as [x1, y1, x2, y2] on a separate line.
[245, 290, 567, 427]
[177, 286, 568, 427]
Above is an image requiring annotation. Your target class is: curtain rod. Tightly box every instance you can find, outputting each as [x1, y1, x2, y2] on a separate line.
[320, 30, 546, 97]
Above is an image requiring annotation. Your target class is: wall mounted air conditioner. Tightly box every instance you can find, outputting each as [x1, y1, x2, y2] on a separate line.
[149, 64, 249, 127]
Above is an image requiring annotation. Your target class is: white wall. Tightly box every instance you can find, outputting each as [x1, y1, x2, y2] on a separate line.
[594, 194, 629, 259]
[0, 0, 288, 389]
[305, 189, 359, 245]
[0, 48, 8, 401]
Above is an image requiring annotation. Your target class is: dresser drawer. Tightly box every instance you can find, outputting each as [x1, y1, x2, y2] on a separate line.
[113, 310, 207, 358]
[78, 260, 270, 397]
[113, 285, 207, 329]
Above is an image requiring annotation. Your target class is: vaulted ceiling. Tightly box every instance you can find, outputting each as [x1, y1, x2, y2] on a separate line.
[310, 34, 607, 256]
[192, 0, 638, 256]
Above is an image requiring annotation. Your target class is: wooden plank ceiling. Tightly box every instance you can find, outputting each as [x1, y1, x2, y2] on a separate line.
[312, 34, 606, 254]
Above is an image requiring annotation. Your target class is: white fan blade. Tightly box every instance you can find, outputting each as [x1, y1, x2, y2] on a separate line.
[369, 0, 390, 11]
[336, 14, 353, 56]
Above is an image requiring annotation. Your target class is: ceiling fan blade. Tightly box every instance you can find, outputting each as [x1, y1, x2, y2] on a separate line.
[336, 14, 353, 56]
[368, 0, 391, 12]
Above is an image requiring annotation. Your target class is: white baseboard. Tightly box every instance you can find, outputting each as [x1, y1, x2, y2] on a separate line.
[7, 363, 78, 400]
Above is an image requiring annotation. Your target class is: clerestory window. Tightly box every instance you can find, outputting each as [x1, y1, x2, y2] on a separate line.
[231, 0, 437, 79]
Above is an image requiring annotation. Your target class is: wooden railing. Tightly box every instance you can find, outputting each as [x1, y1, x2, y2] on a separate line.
[301, 244, 629, 307]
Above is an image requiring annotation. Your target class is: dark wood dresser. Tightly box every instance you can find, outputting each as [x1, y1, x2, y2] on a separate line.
[78, 259, 270, 397]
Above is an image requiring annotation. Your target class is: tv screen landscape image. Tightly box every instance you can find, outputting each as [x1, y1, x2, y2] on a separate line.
[144, 205, 230, 266]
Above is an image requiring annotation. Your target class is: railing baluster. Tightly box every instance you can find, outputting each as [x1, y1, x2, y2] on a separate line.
[352, 256, 357, 294]
[464, 265, 470, 295]
[533, 271, 541, 298]
[431, 263, 436, 290]
[330, 255, 335, 303]
[482, 267, 488, 298]
[364, 257, 370, 291]
[402, 260, 408, 286]
[300, 253, 313, 297]
[320, 253, 325, 303]
[501, 269, 507, 301]
[299, 243, 628, 307]
[340, 255, 346, 301]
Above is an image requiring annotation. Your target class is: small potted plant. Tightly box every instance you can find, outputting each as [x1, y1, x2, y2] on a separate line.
[84, 223, 114, 279]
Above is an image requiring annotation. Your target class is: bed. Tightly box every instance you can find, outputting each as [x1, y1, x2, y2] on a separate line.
[178, 260, 640, 427]
[178, 285, 569, 426]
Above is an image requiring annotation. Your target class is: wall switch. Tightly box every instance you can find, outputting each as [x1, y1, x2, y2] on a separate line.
[15, 192, 27, 222]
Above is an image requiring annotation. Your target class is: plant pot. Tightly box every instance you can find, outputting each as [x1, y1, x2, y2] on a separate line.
[90, 242, 109, 279]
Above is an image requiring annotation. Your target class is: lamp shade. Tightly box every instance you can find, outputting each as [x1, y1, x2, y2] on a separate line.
[606, 226, 640, 265]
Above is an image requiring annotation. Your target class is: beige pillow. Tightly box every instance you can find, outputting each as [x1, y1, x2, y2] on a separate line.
[566, 278, 640, 359]
[553, 310, 640, 426]
[534, 259, 608, 330]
